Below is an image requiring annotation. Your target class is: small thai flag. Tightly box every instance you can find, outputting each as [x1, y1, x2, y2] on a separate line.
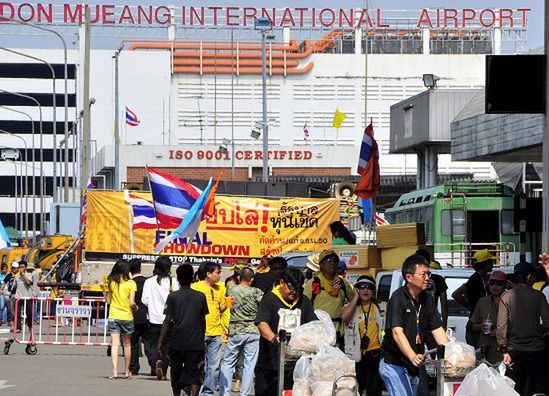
[125, 107, 140, 126]
[129, 194, 157, 230]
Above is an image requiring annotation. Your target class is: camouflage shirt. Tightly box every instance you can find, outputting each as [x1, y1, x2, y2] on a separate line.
[228, 285, 264, 335]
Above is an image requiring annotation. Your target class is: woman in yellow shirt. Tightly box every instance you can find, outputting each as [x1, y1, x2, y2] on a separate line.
[103, 260, 138, 380]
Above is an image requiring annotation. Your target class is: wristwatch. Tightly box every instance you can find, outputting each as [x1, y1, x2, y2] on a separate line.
[270, 335, 279, 345]
[499, 344, 509, 354]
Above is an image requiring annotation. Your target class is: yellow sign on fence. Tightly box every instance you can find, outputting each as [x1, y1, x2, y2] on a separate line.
[85, 191, 339, 264]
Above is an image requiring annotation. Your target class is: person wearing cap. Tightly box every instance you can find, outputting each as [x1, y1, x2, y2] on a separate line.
[254, 268, 317, 396]
[452, 248, 495, 347]
[304, 249, 353, 350]
[341, 275, 383, 396]
[469, 271, 507, 364]
[253, 256, 288, 293]
[379, 254, 448, 396]
[497, 261, 549, 395]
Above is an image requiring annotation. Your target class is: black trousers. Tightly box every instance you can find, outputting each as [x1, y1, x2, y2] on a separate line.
[149, 323, 170, 374]
[356, 349, 382, 396]
[255, 361, 296, 396]
[129, 322, 151, 375]
[16, 299, 33, 331]
[506, 350, 549, 396]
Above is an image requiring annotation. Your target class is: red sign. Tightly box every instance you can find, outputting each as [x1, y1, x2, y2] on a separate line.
[168, 149, 313, 161]
[0, 4, 530, 29]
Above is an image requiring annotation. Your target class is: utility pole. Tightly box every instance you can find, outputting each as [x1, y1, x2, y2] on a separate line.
[114, 48, 120, 190]
[81, 8, 91, 197]
[255, 17, 271, 183]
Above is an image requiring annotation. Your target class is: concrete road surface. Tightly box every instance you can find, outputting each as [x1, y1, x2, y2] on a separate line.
[0, 341, 173, 396]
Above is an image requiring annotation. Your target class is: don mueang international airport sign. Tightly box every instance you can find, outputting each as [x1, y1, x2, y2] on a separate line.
[0, 3, 530, 29]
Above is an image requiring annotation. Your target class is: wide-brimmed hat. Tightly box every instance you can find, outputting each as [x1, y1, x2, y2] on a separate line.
[307, 253, 320, 272]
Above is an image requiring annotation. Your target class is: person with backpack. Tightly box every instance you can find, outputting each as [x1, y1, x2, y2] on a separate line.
[303, 249, 353, 350]
[341, 275, 384, 396]
[0, 262, 19, 327]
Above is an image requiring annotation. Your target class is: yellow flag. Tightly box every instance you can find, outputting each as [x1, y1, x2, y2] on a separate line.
[333, 108, 347, 128]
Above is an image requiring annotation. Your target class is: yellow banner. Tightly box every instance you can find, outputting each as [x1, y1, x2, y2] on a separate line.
[85, 190, 339, 265]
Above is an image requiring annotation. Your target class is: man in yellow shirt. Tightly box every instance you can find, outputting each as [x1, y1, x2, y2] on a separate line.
[192, 262, 229, 396]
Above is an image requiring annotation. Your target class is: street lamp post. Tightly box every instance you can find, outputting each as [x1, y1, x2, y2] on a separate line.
[0, 130, 29, 238]
[0, 47, 57, 203]
[2, 17, 69, 202]
[0, 147, 26, 237]
[255, 17, 272, 183]
[0, 89, 44, 234]
[0, 106, 36, 235]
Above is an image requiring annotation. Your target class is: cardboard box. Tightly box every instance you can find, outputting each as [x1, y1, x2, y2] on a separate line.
[332, 244, 381, 269]
[380, 245, 434, 270]
[376, 223, 426, 249]
[345, 267, 382, 285]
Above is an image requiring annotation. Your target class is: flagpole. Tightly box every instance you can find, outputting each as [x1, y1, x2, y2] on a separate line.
[124, 189, 135, 253]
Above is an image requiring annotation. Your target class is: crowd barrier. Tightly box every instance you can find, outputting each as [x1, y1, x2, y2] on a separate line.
[4, 297, 111, 355]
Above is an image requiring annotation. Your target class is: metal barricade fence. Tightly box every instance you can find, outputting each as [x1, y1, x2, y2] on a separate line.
[5, 297, 111, 355]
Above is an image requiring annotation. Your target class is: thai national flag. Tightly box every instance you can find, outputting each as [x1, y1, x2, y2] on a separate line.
[129, 194, 157, 230]
[125, 107, 140, 126]
[355, 123, 380, 199]
[147, 167, 202, 229]
[154, 178, 214, 253]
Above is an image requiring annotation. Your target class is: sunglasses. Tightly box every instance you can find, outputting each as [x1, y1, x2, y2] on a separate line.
[489, 280, 505, 286]
[286, 283, 301, 294]
[355, 283, 375, 291]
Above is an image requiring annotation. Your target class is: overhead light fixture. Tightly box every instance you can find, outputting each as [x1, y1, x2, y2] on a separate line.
[254, 17, 271, 29]
[1, 148, 19, 160]
[251, 121, 264, 139]
[218, 138, 230, 154]
[422, 74, 440, 89]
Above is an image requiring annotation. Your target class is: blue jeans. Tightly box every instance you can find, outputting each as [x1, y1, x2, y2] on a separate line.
[219, 333, 260, 396]
[201, 335, 223, 396]
[0, 295, 8, 322]
[379, 358, 419, 396]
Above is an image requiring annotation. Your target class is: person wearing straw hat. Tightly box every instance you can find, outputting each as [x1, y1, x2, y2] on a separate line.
[304, 249, 353, 350]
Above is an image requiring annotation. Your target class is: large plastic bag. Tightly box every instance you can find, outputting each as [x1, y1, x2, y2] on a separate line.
[311, 378, 356, 396]
[455, 363, 518, 396]
[310, 344, 355, 382]
[288, 310, 337, 354]
[293, 356, 313, 396]
[444, 329, 476, 378]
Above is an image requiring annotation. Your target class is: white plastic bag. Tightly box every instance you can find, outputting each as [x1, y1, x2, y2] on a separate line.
[288, 309, 337, 354]
[455, 363, 519, 396]
[444, 329, 476, 378]
[293, 356, 313, 396]
[311, 378, 356, 396]
[310, 344, 355, 382]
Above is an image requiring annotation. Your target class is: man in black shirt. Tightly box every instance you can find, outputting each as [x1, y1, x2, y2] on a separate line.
[253, 256, 288, 293]
[379, 254, 448, 396]
[158, 264, 208, 396]
[254, 267, 317, 396]
[128, 259, 151, 376]
[452, 249, 494, 347]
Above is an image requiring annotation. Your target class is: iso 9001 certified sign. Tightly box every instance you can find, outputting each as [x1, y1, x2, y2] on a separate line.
[55, 305, 92, 318]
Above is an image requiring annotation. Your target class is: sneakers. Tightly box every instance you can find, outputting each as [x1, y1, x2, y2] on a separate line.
[155, 360, 166, 381]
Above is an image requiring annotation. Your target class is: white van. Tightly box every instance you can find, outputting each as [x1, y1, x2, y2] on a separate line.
[374, 268, 514, 342]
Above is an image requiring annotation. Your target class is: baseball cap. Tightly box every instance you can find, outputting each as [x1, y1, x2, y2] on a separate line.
[489, 271, 506, 281]
[514, 261, 535, 276]
[11, 261, 19, 268]
[429, 261, 442, 270]
[319, 249, 339, 264]
[473, 249, 496, 263]
[337, 260, 347, 274]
